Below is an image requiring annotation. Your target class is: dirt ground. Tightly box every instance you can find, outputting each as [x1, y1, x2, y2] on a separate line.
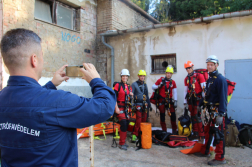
[78, 133, 252, 167]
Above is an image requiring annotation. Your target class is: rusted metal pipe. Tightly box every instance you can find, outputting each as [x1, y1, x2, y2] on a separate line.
[101, 35, 114, 88]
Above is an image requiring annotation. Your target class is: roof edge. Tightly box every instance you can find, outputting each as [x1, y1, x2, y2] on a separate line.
[100, 9, 252, 36]
[120, 0, 160, 24]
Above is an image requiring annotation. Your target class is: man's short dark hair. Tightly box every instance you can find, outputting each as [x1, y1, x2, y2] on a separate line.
[1, 28, 42, 68]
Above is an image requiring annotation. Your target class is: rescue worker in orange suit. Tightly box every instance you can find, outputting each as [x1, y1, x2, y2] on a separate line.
[184, 61, 206, 143]
[131, 70, 151, 142]
[114, 69, 133, 151]
[152, 66, 178, 134]
[194, 55, 227, 166]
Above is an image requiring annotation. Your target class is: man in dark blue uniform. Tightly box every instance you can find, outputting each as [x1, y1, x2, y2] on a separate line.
[195, 55, 227, 166]
[0, 29, 116, 167]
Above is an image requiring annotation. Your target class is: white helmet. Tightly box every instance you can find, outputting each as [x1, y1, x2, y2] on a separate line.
[120, 69, 130, 76]
[206, 55, 219, 65]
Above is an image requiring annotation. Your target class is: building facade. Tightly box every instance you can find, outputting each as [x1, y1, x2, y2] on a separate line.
[101, 11, 252, 126]
[0, 0, 158, 98]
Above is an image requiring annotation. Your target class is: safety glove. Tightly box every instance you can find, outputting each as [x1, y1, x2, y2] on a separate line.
[215, 115, 223, 126]
[174, 100, 177, 108]
[159, 82, 164, 88]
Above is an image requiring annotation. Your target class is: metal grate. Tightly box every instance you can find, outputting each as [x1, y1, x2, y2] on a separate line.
[151, 54, 177, 73]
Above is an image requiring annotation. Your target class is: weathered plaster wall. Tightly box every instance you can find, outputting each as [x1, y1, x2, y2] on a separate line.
[106, 15, 252, 127]
[96, 0, 156, 85]
[1, 0, 96, 96]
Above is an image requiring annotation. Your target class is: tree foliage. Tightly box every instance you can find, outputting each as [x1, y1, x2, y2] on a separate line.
[131, 0, 152, 12]
[131, 0, 252, 23]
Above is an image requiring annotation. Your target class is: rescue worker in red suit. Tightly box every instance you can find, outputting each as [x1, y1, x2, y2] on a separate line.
[194, 55, 227, 166]
[131, 70, 151, 142]
[184, 61, 206, 143]
[114, 69, 133, 151]
[152, 66, 178, 134]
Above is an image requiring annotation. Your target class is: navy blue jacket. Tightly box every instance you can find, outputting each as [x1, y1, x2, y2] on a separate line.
[205, 71, 228, 114]
[0, 76, 116, 167]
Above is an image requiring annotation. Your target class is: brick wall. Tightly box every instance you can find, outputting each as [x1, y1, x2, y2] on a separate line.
[2, 0, 96, 81]
[112, 0, 154, 29]
[96, 0, 155, 84]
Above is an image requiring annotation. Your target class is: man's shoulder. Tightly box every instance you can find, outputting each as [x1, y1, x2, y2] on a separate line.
[132, 81, 138, 86]
[216, 73, 226, 82]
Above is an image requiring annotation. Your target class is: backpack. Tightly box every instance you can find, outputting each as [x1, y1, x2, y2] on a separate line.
[239, 124, 252, 149]
[152, 130, 195, 148]
[178, 107, 192, 137]
[152, 130, 172, 146]
[226, 79, 236, 103]
[226, 117, 241, 130]
[113, 82, 123, 92]
[224, 123, 243, 147]
[197, 69, 236, 103]
[194, 68, 209, 82]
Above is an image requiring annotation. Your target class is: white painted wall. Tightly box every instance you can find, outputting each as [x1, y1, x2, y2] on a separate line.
[107, 14, 252, 116]
[38, 77, 90, 87]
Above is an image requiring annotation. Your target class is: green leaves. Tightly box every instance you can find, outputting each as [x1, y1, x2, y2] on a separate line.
[131, 0, 252, 23]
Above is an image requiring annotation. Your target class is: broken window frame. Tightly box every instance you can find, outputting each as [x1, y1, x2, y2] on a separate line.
[151, 54, 177, 74]
[34, 0, 80, 31]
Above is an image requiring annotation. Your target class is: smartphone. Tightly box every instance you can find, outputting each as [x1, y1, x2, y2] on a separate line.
[66, 65, 85, 77]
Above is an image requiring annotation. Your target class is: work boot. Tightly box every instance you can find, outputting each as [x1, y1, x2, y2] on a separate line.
[194, 152, 210, 157]
[207, 159, 227, 166]
[131, 134, 137, 143]
[123, 143, 129, 147]
[118, 144, 127, 151]
[198, 136, 205, 144]
[189, 132, 199, 140]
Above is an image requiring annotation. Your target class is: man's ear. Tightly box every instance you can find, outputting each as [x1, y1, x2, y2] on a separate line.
[31, 54, 38, 68]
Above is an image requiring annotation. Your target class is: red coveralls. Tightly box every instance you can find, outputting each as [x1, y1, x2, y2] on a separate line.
[114, 83, 131, 146]
[201, 117, 225, 161]
[155, 78, 177, 132]
[132, 107, 147, 136]
[184, 72, 205, 137]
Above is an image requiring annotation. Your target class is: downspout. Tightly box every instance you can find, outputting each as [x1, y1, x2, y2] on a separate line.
[101, 35, 114, 88]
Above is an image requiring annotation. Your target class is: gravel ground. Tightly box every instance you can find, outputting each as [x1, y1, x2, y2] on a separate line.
[78, 133, 252, 167]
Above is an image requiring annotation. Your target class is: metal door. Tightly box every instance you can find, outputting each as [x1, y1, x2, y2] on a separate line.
[225, 59, 252, 124]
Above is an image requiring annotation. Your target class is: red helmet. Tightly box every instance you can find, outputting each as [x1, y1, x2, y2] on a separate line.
[184, 61, 194, 69]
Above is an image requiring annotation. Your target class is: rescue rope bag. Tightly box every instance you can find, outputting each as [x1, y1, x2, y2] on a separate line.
[140, 122, 152, 149]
